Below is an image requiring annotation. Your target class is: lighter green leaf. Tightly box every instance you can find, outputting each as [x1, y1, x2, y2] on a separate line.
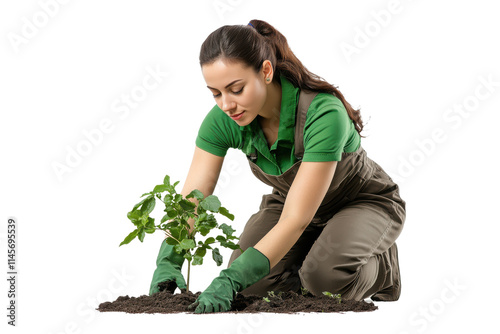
[192, 255, 203, 266]
[179, 238, 196, 250]
[119, 229, 138, 246]
[163, 175, 171, 186]
[183, 252, 192, 261]
[153, 184, 169, 194]
[186, 189, 204, 201]
[200, 195, 221, 212]
[220, 223, 236, 237]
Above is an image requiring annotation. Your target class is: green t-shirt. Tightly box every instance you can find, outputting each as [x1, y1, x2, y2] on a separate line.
[195, 75, 361, 176]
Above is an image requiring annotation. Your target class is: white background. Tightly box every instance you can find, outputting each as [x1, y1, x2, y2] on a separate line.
[1, 0, 499, 333]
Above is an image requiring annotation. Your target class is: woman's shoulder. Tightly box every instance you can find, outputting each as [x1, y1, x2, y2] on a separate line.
[309, 92, 345, 111]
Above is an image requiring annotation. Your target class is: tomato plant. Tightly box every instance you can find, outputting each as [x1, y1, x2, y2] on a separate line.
[119, 174, 241, 292]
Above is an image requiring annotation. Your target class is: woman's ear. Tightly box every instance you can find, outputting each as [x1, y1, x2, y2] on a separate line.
[261, 60, 274, 83]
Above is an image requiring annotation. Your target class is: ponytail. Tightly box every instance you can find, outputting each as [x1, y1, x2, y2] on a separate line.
[199, 19, 364, 137]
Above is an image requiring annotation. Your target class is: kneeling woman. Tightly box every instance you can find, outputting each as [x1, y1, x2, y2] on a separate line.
[149, 19, 406, 313]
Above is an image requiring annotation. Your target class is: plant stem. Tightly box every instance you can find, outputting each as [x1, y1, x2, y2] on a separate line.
[187, 259, 191, 293]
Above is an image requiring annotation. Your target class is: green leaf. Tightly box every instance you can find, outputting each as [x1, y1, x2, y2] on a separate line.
[161, 214, 171, 223]
[165, 237, 178, 245]
[194, 247, 206, 258]
[179, 199, 196, 211]
[218, 206, 234, 221]
[145, 217, 155, 229]
[186, 189, 204, 201]
[220, 240, 240, 250]
[119, 229, 138, 246]
[163, 175, 171, 186]
[132, 198, 148, 211]
[192, 255, 203, 265]
[220, 223, 236, 237]
[183, 252, 192, 261]
[140, 192, 152, 198]
[174, 194, 183, 203]
[166, 209, 177, 219]
[174, 244, 183, 254]
[173, 181, 180, 188]
[204, 237, 215, 245]
[197, 212, 208, 222]
[198, 226, 211, 236]
[127, 210, 142, 227]
[164, 194, 173, 203]
[141, 197, 156, 216]
[179, 238, 196, 250]
[212, 248, 223, 266]
[137, 228, 146, 242]
[153, 184, 169, 194]
[200, 195, 221, 212]
[205, 214, 217, 228]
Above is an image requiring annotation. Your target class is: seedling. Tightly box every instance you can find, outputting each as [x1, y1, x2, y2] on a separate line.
[322, 291, 342, 304]
[267, 291, 283, 299]
[119, 174, 242, 292]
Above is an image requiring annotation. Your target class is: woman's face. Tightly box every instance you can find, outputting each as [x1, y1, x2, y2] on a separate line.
[201, 59, 268, 126]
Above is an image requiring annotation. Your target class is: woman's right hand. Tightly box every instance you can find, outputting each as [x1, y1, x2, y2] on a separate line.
[149, 239, 187, 295]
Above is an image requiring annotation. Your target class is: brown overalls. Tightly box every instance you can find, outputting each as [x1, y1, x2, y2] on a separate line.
[227, 90, 406, 301]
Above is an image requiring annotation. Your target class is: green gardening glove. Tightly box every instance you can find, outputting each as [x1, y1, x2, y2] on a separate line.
[149, 239, 187, 295]
[187, 247, 270, 313]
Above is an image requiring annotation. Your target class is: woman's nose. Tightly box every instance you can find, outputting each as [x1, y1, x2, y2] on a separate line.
[221, 95, 236, 112]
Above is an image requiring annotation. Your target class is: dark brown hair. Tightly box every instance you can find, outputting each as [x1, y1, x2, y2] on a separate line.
[199, 19, 364, 137]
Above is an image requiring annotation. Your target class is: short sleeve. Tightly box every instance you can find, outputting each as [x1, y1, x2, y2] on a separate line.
[195, 105, 240, 157]
[302, 94, 352, 162]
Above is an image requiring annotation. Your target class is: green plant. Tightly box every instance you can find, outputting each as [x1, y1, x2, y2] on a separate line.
[322, 291, 342, 304]
[267, 291, 283, 299]
[119, 174, 241, 292]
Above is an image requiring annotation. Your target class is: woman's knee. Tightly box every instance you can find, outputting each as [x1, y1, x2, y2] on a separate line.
[298, 256, 355, 296]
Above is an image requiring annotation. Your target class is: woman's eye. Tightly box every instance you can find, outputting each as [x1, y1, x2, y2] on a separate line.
[212, 87, 243, 98]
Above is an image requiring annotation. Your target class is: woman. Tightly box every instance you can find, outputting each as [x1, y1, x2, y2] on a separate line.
[149, 19, 406, 314]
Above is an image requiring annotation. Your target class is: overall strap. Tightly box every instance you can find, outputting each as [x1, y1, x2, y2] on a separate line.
[294, 90, 319, 160]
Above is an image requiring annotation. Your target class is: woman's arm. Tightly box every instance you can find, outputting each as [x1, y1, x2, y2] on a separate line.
[188, 159, 338, 313]
[254, 160, 338, 268]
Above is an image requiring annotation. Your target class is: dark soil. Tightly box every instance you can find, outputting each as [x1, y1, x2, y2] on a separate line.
[97, 282, 378, 314]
